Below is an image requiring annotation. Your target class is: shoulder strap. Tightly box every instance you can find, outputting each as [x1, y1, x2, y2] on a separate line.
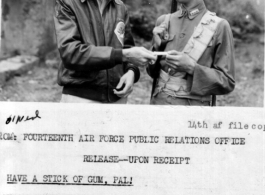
[183, 11, 224, 62]
[183, 11, 223, 107]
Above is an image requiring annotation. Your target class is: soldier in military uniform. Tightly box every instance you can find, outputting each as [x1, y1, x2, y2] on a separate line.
[148, 0, 235, 106]
[54, 0, 156, 104]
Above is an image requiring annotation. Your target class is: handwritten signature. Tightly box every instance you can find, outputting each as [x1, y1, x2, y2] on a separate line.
[6, 110, 41, 125]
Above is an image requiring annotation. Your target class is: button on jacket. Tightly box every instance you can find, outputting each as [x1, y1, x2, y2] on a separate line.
[54, 0, 140, 103]
[148, 2, 235, 97]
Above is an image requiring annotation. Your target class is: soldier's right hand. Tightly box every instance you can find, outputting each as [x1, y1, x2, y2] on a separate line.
[153, 23, 167, 50]
[122, 47, 157, 67]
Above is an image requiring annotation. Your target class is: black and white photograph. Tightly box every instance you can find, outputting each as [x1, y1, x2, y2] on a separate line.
[0, 0, 264, 195]
[0, 0, 264, 106]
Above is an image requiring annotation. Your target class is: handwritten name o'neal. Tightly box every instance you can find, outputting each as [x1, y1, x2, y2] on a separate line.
[6, 110, 41, 125]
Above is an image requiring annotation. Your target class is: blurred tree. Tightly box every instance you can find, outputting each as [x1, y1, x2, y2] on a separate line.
[128, 0, 171, 41]
[1, 0, 56, 58]
[205, 0, 264, 39]
[128, 0, 264, 41]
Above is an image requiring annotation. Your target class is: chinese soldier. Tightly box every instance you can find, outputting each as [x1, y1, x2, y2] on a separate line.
[148, 0, 235, 106]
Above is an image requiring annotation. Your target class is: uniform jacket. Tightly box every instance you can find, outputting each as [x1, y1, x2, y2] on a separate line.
[148, 2, 235, 100]
[54, 0, 140, 103]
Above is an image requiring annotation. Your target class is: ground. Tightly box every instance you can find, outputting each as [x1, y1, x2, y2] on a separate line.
[0, 36, 264, 107]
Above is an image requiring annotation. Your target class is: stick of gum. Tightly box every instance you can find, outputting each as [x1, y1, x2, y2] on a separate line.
[153, 52, 169, 56]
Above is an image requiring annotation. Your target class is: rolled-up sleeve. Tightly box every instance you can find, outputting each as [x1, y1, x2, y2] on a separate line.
[54, 0, 122, 72]
[190, 20, 236, 96]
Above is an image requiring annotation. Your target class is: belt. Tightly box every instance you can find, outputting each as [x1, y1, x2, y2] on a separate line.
[155, 70, 211, 102]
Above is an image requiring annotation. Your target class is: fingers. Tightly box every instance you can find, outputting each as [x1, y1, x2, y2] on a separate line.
[137, 57, 149, 66]
[166, 58, 182, 70]
[136, 47, 157, 63]
[114, 84, 133, 98]
[150, 56, 158, 64]
[120, 81, 131, 94]
[114, 73, 134, 97]
[153, 27, 166, 35]
[140, 47, 153, 54]
[166, 54, 180, 61]
[116, 89, 133, 98]
[166, 61, 178, 70]
[149, 59, 157, 65]
[126, 47, 157, 66]
[159, 22, 167, 29]
[113, 88, 124, 97]
[167, 50, 182, 55]
[140, 48, 157, 61]
[115, 78, 125, 90]
[123, 87, 133, 98]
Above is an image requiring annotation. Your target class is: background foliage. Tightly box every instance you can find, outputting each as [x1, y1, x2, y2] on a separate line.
[128, 0, 264, 41]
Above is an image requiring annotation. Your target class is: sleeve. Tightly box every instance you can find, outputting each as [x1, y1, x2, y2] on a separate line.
[123, 6, 140, 83]
[190, 20, 236, 96]
[54, 0, 122, 72]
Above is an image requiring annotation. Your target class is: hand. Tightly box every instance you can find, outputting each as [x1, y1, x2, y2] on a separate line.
[166, 50, 196, 75]
[123, 47, 157, 67]
[113, 70, 135, 98]
[153, 23, 167, 50]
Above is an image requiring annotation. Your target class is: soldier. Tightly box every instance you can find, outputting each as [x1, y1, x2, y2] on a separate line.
[148, 0, 235, 106]
[54, 0, 156, 104]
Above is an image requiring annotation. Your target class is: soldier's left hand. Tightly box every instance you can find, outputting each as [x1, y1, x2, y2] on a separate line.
[166, 50, 196, 75]
[114, 70, 135, 98]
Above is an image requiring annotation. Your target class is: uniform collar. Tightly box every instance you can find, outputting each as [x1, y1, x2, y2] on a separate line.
[178, 1, 206, 20]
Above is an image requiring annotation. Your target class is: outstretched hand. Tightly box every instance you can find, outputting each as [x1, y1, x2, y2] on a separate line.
[123, 47, 157, 67]
[166, 50, 196, 75]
